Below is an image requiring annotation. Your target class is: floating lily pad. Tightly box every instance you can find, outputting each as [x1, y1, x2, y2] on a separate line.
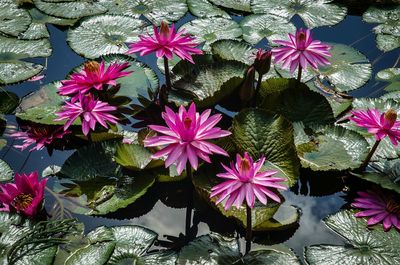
[20, 8, 77, 40]
[231, 109, 300, 186]
[240, 14, 296, 45]
[326, 96, 353, 118]
[0, 159, 13, 182]
[305, 210, 400, 265]
[187, 0, 230, 18]
[15, 82, 70, 125]
[178, 233, 300, 264]
[376, 67, 400, 92]
[314, 43, 372, 92]
[211, 40, 256, 65]
[33, 0, 107, 19]
[352, 159, 400, 195]
[114, 142, 155, 171]
[363, 6, 400, 52]
[180, 18, 242, 52]
[68, 15, 148, 59]
[0, 3, 31, 37]
[208, 0, 251, 12]
[170, 55, 247, 108]
[99, 0, 188, 25]
[258, 78, 335, 126]
[294, 123, 369, 171]
[0, 91, 19, 114]
[0, 36, 51, 84]
[251, 0, 347, 28]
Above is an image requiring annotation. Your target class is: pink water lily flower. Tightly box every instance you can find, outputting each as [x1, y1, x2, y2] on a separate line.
[11, 126, 70, 151]
[0, 172, 47, 217]
[350, 109, 400, 146]
[58, 60, 131, 97]
[144, 103, 231, 174]
[210, 152, 287, 210]
[272, 28, 331, 74]
[127, 21, 203, 63]
[55, 94, 119, 136]
[352, 190, 400, 231]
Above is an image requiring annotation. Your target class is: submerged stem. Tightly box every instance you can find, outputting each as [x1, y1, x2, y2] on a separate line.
[297, 65, 302, 84]
[164, 56, 172, 91]
[360, 140, 381, 171]
[245, 204, 252, 254]
[185, 163, 193, 238]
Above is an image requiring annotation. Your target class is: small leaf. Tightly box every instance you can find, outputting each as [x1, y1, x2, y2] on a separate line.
[376, 67, 400, 92]
[211, 40, 256, 65]
[0, 91, 19, 114]
[0, 159, 13, 182]
[114, 143, 153, 170]
[0, 3, 31, 37]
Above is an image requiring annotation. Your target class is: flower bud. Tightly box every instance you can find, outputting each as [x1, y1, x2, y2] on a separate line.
[239, 66, 256, 103]
[253, 49, 272, 76]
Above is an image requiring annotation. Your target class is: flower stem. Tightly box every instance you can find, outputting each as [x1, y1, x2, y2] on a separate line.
[245, 204, 252, 254]
[360, 140, 381, 171]
[297, 65, 302, 84]
[254, 73, 263, 105]
[185, 163, 193, 238]
[164, 56, 172, 91]
[87, 132, 92, 143]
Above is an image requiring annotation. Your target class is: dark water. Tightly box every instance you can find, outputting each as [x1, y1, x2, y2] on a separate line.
[1, 12, 399, 262]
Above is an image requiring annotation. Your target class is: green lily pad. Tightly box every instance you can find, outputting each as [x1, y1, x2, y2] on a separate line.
[66, 225, 177, 264]
[376, 67, 400, 92]
[208, 0, 251, 12]
[178, 233, 300, 265]
[305, 210, 400, 265]
[187, 0, 230, 18]
[258, 78, 335, 126]
[211, 40, 256, 65]
[179, 17, 242, 52]
[294, 122, 369, 171]
[15, 82, 71, 125]
[0, 3, 31, 37]
[381, 91, 400, 100]
[231, 109, 300, 187]
[0, 36, 51, 84]
[326, 96, 353, 118]
[114, 142, 154, 170]
[240, 14, 296, 45]
[363, 6, 400, 52]
[0, 91, 19, 114]
[352, 159, 400, 195]
[251, 0, 347, 28]
[0, 159, 13, 182]
[20, 8, 77, 40]
[170, 55, 247, 108]
[67, 15, 149, 59]
[344, 98, 400, 161]
[33, 0, 107, 19]
[99, 0, 188, 25]
[315, 43, 372, 92]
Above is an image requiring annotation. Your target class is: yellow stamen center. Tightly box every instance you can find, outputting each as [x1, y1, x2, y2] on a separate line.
[12, 194, 33, 210]
[240, 157, 251, 172]
[184, 117, 192, 129]
[84, 61, 100, 73]
[298, 32, 306, 41]
[386, 199, 400, 216]
[160, 21, 170, 36]
[384, 109, 397, 124]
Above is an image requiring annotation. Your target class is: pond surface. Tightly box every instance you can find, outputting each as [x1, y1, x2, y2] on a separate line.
[1, 4, 399, 264]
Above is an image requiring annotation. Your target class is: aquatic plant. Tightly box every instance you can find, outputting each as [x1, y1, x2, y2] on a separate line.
[0, 172, 47, 217]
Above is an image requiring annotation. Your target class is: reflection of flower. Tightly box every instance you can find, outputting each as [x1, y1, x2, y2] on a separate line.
[127, 21, 203, 63]
[144, 103, 231, 174]
[11, 126, 70, 151]
[272, 28, 331, 73]
[350, 109, 400, 146]
[55, 94, 119, 136]
[0, 172, 47, 217]
[352, 190, 400, 231]
[210, 152, 287, 210]
[59, 60, 131, 97]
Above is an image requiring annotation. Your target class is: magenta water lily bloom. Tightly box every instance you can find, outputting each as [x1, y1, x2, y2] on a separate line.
[55, 94, 119, 136]
[58, 60, 131, 97]
[210, 152, 287, 210]
[352, 190, 400, 231]
[144, 103, 231, 174]
[350, 109, 400, 146]
[127, 21, 203, 63]
[11, 126, 70, 152]
[0, 172, 47, 217]
[272, 28, 331, 74]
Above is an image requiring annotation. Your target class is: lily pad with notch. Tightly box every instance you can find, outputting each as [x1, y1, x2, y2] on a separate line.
[0, 2, 31, 37]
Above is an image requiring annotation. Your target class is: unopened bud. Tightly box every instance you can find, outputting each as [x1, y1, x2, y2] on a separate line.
[253, 49, 272, 76]
[239, 66, 256, 103]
